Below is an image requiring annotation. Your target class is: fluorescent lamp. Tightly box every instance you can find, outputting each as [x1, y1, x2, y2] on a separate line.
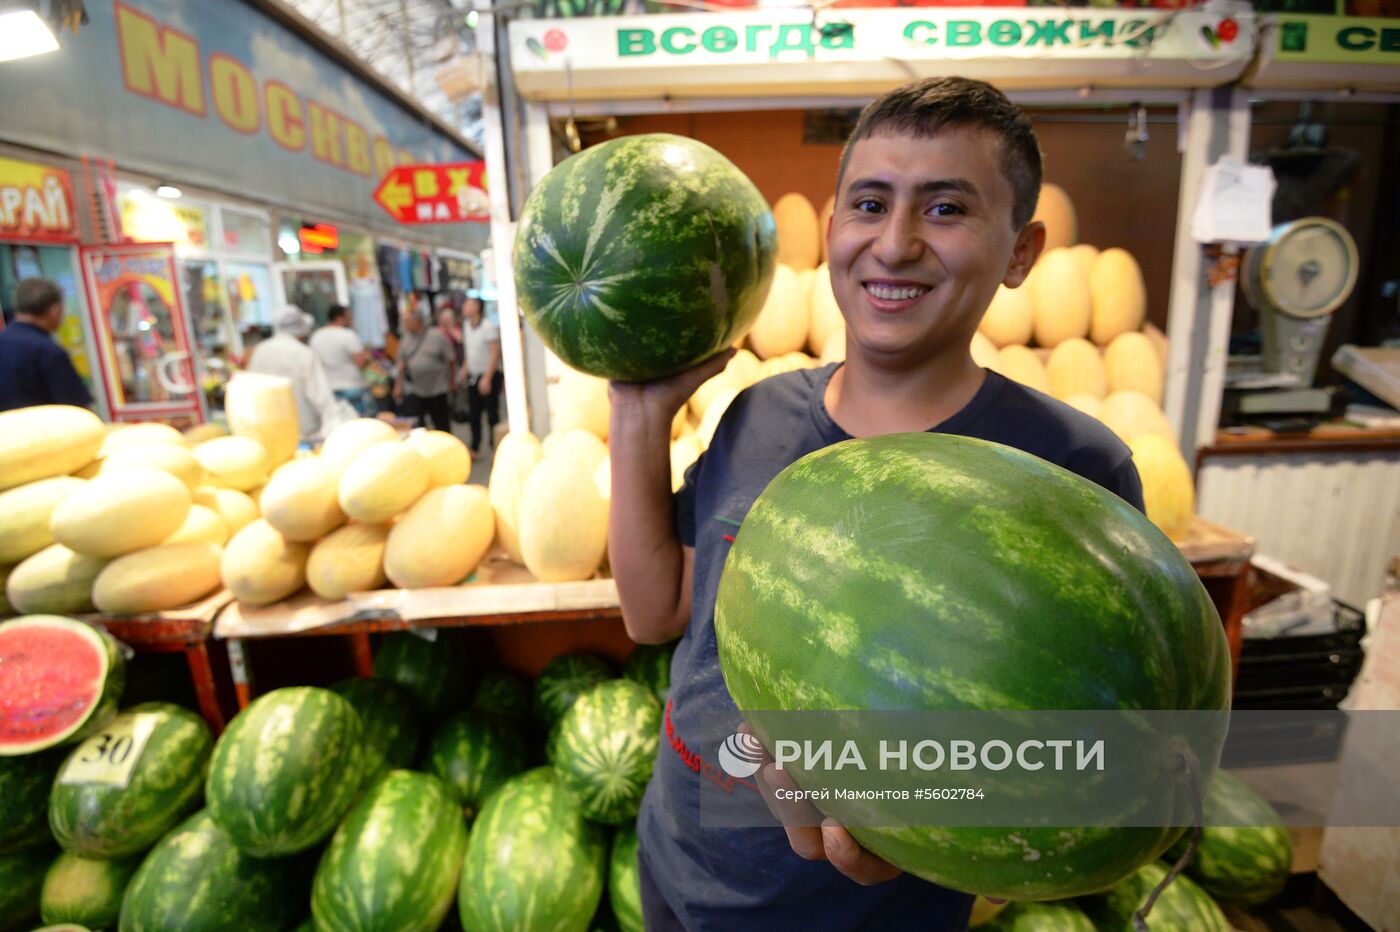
[0, 10, 59, 63]
[155, 184, 183, 199]
[277, 232, 301, 255]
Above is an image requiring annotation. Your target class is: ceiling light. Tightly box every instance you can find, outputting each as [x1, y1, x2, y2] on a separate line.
[0, 9, 59, 63]
[155, 184, 183, 199]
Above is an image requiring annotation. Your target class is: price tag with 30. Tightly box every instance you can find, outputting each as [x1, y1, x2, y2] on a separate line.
[59, 713, 161, 789]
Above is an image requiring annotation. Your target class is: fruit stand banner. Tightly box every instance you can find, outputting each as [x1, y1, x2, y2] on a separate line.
[509, 9, 1256, 98]
[1245, 14, 1400, 89]
[0, 156, 78, 244]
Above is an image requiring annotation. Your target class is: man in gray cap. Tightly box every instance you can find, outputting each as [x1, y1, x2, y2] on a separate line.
[247, 305, 352, 440]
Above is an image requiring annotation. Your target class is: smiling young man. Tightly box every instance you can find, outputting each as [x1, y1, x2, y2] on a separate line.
[608, 78, 1145, 930]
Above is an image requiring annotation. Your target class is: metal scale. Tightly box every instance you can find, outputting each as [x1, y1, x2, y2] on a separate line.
[1222, 217, 1359, 429]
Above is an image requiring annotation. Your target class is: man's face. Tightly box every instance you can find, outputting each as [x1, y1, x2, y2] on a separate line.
[827, 127, 1040, 365]
[464, 301, 483, 325]
[404, 313, 423, 334]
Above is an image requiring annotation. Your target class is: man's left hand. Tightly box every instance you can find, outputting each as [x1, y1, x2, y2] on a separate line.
[480, 373, 495, 395]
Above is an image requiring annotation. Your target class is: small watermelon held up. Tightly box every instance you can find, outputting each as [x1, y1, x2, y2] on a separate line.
[0, 615, 125, 757]
[514, 133, 777, 382]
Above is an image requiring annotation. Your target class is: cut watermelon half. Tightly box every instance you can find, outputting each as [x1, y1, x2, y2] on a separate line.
[0, 615, 125, 756]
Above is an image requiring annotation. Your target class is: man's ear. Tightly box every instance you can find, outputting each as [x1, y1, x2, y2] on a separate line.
[1003, 220, 1045, 288]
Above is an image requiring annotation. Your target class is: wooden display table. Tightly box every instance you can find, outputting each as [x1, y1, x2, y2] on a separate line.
[1175, 516, 1256, 681]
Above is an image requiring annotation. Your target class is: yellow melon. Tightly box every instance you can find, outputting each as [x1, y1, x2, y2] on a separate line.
[0, 405, 104, 491]
[488, 432, 544, 566]
[807, 263, 844, 357]
[1069, 243, 1100, 283]
[518, 455, 608, 583]
[552, 366, 611, 441]
[748, 264, 809, 360]
[1062, 393, 1104, 420]
[51, 466, 192, 558]
[182, 423, 228, 446]
[1046, 338, 1108, 400]
[99, 422, 185, 456]
[1129, 434, 1195, 541]
[1100, 391, 1175, 445]
[773, 192, 820, 270]
[221, 518, 308, 605]
[404, 430, 472, 488]
[594, 456, 611, 503]
[1104, 331, 1164, 405]
[6, 544, 106, 615]
[969, 332, 1004, 374]
[306, 522, 390, 600]
[726, 349, 763, 390]
[670, 435, 703, 493]
[0, 476, 87, 564]
[998, 345, 1051, 395]
[192, 487, 258, 537]
[1144, 323, 1169, 372]
[259, 457, 346, 542]
[193, 436, 270, 491]
[697, 387, 740, 449]
[163, 505, 230, 546]
[98, 444, 205, 490]
[817, 194, 835, 264]
[92, 542, 224, 615]
[223, 371, 299, 467]
[670, 406, 688, 441]
[1032, 182, 1077, 251]
[1027, 248, 1091, 348]
[820, 328, 846, 363]
[978, 284, 1034, 348]
[1089, 247, 1147, 346]
[542, 428, 608, 475]
[319, 417, 400, 478]
[689, 369, 742, 422]
[384, 485, 494, 588]
[338, 442, 430, 524]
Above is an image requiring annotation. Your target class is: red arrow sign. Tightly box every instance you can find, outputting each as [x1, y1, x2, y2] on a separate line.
[373, 162, 489, 224]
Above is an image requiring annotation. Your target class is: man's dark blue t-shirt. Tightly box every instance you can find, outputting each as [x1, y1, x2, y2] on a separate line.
[0, 320, 92, 412]
[637, 363, 1145, 931]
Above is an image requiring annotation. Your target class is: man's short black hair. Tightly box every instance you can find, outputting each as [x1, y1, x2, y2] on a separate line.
[327, 304, 349, 324]
[14, 278, 63, 318]
[836, 78, 1043, 230]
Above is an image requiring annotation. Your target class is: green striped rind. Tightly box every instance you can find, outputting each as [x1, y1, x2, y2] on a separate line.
[372, 633, 466, 721]
[714, 434, 1232, 900]
[458, 767, 606, 932]
[310, 770, 468, 932]
[118, 810, 310, 932]
[470, 670, 533, 723]
[1079, 861, 1230, 931]
[533, 653, 613, 730]
[982, 900, 1094, 931]
[0, 844, 57, 932]
[548, 681, 660, 826]
[0, 615, 125, 755]
[40, 851, 142, 928]
[425, 710, 528, 820]
[330, 678, 421, 790]
[621, 642, 675, 706]
[0, 747, 66, 853]
[206, 686, 363, 857]
[514, 133, 777, 382]
[49, 703, 212, 858]
[1165, 770, 1292, 905]
[608, 826, 644, 932]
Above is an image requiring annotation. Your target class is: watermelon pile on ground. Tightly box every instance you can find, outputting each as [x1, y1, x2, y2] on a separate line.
[533, 652, 613, 730]
[426, 709, 529, 819]
[548, 679, 661, 825]
[1165, 769, 1293, 906]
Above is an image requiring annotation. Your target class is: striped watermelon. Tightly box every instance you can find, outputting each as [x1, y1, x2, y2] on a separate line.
[470, 669, 533, 723]
[0, 747, 66, 854]
[40, 851, 142, 929]
[118, 810, 311, 932]
[49, 703, 212, 858]
[425, 710, 528, 819]
[330, 677, 421, 789]
[982, 901, 1094, 931]
[311, 770, 468, 932]
[1166, 770, 1292, 905]
[372, 632, 466, 721]
[0, 615, 125, 756]
[206, 686, 363, 857]
[533, 653, 612, 730]
[548, 680, 660, 825]
[1, 843, 57, 932]
[622, 642, 675, 706]
[514, 133, 777, 382]
[458, 768, 606, 932]
[714, 434, 1231, 900]
[1080, 861, 1230, 930]
[608, 826, 644, 932]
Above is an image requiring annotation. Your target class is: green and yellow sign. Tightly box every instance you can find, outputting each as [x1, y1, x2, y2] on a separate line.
[1275, 15, 1400, 64]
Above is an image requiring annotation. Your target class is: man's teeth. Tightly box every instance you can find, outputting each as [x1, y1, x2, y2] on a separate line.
[866, 284, 927, 300]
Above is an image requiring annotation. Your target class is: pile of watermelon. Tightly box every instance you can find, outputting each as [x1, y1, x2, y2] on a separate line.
[1, 620, 674, 931]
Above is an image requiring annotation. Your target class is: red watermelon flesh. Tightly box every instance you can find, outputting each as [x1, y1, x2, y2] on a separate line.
[0, 616, 124, 756]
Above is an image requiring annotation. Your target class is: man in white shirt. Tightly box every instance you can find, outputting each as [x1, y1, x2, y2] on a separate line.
[310, 304, 375, 417]
[247, 305, 353, 440]
[459, 297, 501, 454]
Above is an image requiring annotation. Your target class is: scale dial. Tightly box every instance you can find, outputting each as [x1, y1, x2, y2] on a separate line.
[1244, 217, 1359, 319]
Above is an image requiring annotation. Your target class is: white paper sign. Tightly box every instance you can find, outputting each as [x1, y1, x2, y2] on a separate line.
[59, 713, 161, 789]
[1192, 157, 1276, 244]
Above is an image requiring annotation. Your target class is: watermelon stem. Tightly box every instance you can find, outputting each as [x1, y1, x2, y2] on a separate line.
[1132, 749, 1205, 931]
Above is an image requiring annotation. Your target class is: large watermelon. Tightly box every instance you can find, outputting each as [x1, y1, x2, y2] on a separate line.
[0, 616, 125, 756]
[514, 133, 777, 382]
[49, 703, 212, 858]
[533, 652, 612, 730]
[622, 642, 675, 706]
[205, 686, 363, 857]
[470, 669, 533, 724]
[311, 770, 467, 932]
[118, 810, 310, 932]
[548, 680, 660, 825]
[330, 677, 421, 789]
[608, 826, 644, 932]
[1079, 861, 1230, 930]
[40, 851, 142, 929]
[714, 434, 1232, 900]
[1, 843, 57, 932]
[1165, 770, 1292, 905]
[372, 632, 466, 721]
[458, 768, 606, 932]
[425, 710, 528, 820]
[0, 747, 66, 853]
[982, 901, 1094, 931]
